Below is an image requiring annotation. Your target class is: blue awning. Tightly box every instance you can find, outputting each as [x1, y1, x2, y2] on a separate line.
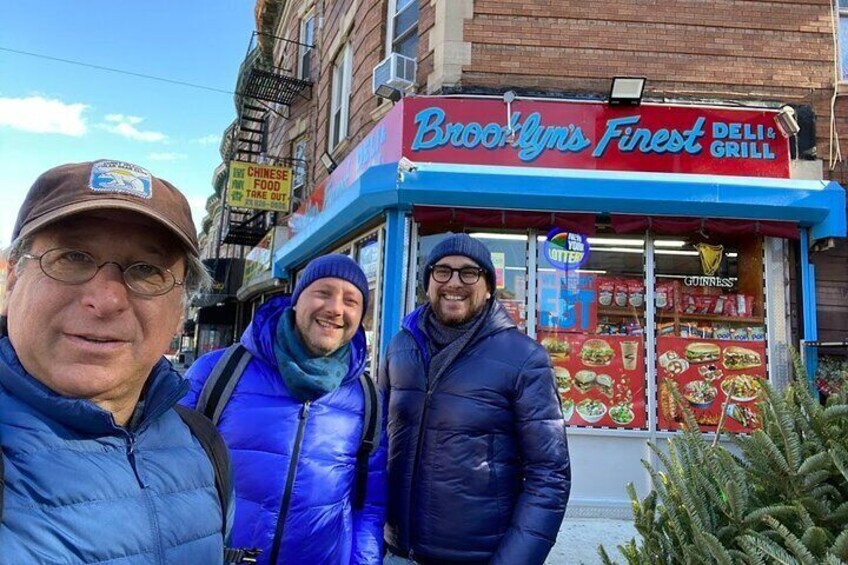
[273, 161, 846, 278]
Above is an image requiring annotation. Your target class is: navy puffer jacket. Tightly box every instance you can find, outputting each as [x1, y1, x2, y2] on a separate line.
[182, 295, 388, 565]
[380, 301, 570, 564]
[0, 338, 225, 564]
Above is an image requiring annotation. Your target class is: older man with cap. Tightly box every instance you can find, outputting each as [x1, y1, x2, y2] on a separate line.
[381, 233, 570, 565]
[182, 253, 388, 565]
[0, 160, 240, 563]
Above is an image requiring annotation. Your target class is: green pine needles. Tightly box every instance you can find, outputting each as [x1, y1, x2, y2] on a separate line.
[600, 351, 848, 565]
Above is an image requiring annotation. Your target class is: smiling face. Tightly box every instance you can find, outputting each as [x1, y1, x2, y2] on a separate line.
[426, 255, 492, 326]
[3, 211, 186, 418]
[293, 277, 364, 357]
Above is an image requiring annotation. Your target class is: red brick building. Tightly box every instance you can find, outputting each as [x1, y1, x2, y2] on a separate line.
[193, 0, 847, 515]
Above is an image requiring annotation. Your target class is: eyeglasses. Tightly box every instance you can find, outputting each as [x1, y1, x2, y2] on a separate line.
[430, 264, 485, 285]
[21, 248, 184, 297]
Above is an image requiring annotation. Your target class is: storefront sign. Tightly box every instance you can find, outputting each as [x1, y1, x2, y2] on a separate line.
[684, 243, 734, 287]
[403, 98, 790, 178]
[227, 161, 292, 212]
[289, 106, 404, 236]
[543, 230, 590, 270]
[537, 272, 598, 332]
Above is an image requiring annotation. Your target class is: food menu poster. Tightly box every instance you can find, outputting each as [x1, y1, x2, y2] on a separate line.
[537, 272, 598, 333]
[657, 336, 766, 433]
[539, 331, 647, 429]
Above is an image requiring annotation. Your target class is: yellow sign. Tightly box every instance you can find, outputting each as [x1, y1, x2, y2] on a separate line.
[695, 243, 724, 276]
[226, 161, 292, 212]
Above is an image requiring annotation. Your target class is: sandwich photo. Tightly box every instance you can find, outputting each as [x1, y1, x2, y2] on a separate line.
[554, 367, 572, 394]
[684, 342, 721, 364]
[595, 374, 614, 398]
[722, 346, 762, 370]
[574, 370, 596, 393]
[541, 336, 571, 361]
[579, 339, 614, 366]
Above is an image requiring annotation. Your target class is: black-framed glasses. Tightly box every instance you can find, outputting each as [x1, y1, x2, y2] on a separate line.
[430, 264, 485, 285]
[21, 248, 184, 297]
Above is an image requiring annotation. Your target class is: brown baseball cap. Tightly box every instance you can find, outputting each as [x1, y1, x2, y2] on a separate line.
[13, 160, 199, 255]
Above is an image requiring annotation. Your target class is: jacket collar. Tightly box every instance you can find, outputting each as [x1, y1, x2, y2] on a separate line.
[0, 337, 188, 435]
[241, 294, 368, 381]
[402, 298, 516, 360]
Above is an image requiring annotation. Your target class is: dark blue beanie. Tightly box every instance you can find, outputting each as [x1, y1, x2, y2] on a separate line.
[422, 234, 496, 292]
[292, 254, 369, 311]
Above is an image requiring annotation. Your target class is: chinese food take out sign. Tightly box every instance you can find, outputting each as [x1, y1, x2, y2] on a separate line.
[227, 161, 293, 212]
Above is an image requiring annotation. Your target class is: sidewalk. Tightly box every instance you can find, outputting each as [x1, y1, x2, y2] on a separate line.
[546, 518, 638, 565]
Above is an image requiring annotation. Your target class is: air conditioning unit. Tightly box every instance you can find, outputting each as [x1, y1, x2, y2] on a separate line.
[372, 53, 417, 94]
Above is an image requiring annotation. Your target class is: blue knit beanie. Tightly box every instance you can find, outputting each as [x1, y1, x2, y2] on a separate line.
[292, 254, 369, 311]
[422, 233, 496, 292]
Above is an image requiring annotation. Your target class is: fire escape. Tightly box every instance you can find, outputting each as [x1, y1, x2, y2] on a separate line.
[217, 31, 313, 250]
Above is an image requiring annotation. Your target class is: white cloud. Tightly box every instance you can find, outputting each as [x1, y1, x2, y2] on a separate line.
[148, 152, 188, 162]
[195, 134, 219, 145]
[100, 114, 166, 142]
[0, 96, 87, 136]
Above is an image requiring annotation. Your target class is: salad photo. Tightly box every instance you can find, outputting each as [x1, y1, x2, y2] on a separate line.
[609, 404, 635, 425]
[576, 399, 607, 423]
[721, 374, 763, 402]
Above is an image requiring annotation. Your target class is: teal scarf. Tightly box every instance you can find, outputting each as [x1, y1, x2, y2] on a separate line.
[273, 308, 351, 402]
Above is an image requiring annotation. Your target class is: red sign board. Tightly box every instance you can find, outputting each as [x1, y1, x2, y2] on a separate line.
[402, 98, 790, 178]
[657, 336, 767, 433]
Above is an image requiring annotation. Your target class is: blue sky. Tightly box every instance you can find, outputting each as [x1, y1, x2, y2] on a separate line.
[0, 1, 257, 246]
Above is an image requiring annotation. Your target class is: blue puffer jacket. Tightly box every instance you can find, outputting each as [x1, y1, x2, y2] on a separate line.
[0, 338, 224, 564]
[181, 295, 388, 565]
[380, 301, 570, 565]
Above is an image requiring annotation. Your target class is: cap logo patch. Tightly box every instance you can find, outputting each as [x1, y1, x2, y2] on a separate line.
[89, 160, 152, 199]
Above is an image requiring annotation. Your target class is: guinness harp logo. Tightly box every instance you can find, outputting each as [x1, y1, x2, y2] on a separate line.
[695, 243, 724, 276]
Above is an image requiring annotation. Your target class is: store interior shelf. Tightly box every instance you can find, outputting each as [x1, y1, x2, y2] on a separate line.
[599, 307, 645, 318]
[657, 313, 764, 324]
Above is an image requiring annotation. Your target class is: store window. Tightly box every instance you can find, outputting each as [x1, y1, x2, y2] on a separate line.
[329, 44, 352, 151]
[655, 237, 767, 433]
[357, 235, 382, 367]
[387, 0, 419, 60]
[416, 232, 528, 329]
[536, 233, 648, 430]
[298, 15, 315, 81]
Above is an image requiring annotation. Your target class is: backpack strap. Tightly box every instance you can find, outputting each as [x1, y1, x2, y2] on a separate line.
[173, 404, 231, 538]
[195, 345, 252, 426]
[352, 370, 380, 510]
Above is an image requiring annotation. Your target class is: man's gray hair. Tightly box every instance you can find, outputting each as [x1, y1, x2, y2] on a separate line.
[4, 235, 213, 304]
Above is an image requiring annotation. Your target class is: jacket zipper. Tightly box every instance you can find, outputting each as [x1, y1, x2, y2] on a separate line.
[126, 433, 165, 565]
[406, 352, 434, 555]
[268, 401, 311, 564]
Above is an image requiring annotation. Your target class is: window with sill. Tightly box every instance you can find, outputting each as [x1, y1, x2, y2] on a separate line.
[329, 44, 352, 152]
[387, 0, 419, 60]
[298, 15, 314, 81]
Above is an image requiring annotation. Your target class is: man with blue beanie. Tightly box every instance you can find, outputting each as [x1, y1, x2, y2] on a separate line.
[182, 253, 388, 564]
[381, 234, 570, 565]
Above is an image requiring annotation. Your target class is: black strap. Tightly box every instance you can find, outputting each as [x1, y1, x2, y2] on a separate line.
[196, 345, 252, 426]
[353, 371, 380, 510]
[174, 405, 231, 538]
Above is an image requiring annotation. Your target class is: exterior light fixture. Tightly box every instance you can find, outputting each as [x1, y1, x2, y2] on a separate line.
[608, 77, 646, 106]
[375, 84, 402, 103]
[774, 105, 800, 138]
[320, 151, 337, 173]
